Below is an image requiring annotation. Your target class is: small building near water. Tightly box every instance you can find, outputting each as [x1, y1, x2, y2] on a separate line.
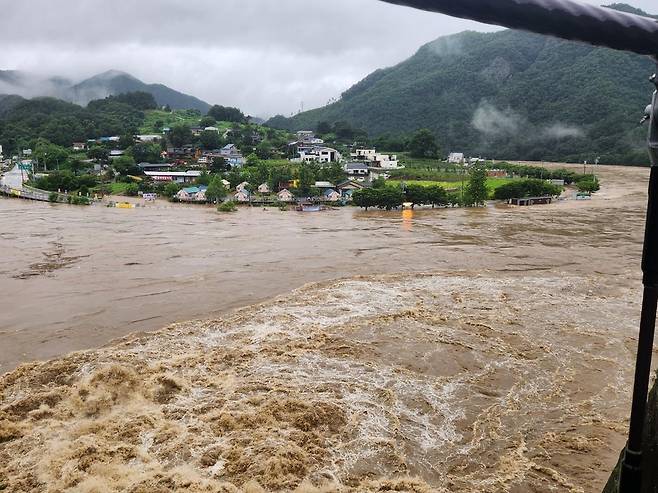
[176, 186, 208, 202]
[144, 171, 202, 183]
[322, 189, 341, 202]
[510, 196, 553, 206]
[235, 189, 251, 203]
[277, 189, 295, 202]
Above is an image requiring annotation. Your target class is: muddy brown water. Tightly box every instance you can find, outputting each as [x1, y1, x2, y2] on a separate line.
[0, 163, 653, 492]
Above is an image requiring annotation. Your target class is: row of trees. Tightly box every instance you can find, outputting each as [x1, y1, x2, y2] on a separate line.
[353, 166, 490, 210]
[493, 179, 563, 201]
[352, 184, 451, 211]
[489, 162, 580, 184]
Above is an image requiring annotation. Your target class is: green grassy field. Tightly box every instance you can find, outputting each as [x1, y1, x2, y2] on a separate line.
[388, 177, 518, 196]
[140, 110, 205, 134]
[107, 182, 131, 195]
[390, 152, 445, 170]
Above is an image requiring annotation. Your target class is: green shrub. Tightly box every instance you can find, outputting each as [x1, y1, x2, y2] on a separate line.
[217, 201, 238, 212]
[493, 179, 562, 201]
[124, 183, 140, 196]
[48, 192, 60, 203]
[577, 179, 600, 193]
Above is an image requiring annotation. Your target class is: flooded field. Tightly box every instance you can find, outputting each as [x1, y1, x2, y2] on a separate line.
[0, 164, 653, 492]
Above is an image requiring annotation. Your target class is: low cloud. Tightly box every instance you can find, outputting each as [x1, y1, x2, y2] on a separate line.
[0, 0, 496, 117]
[472, 103, 523, 137]
[542, 124, 585, 139]
[472, 101, 586, 141]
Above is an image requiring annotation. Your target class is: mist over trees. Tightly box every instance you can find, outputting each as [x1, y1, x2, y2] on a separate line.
[267, 24, 654, 165]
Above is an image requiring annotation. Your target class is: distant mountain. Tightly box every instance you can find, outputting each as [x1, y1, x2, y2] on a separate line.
[0, 69, 211, 113]
[268, 4, 656, 164]
[69, 70, 211, 113]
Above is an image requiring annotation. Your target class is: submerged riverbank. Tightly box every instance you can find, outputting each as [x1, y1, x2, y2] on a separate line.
[0, 163, 653, 491]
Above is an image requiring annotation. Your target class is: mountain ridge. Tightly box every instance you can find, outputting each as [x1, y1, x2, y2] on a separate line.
[267, 3, 656, 164]
[0, 70, 211, 113]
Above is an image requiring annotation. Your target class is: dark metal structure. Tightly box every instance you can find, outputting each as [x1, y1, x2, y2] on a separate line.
[379, 0, 658, 491]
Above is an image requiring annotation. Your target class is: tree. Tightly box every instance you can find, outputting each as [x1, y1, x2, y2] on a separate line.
[163, 182, 181, 197]
[169, 125, 193, 147]
[404, 184, 428, 208]
[207, 105, 246, 123]
[408, 129, 440, 159]
[376, 187, 405, 210]
[119, 134, 135, 150]
[68, 159, 85, 176]
[104, 91, 157, 110]
[113, 155, 139, 176]
[132, 142, 161, 163]
[466, 166, 489, 206]
[372, 177, 387, 189]
[88, 146, 109, 164]
[200, 130, 221, 150]
[199, 116, 217, 128]
[425, 185, 448, 207]
[577, 179, 600, 193]
[210, 157, 229, 173]
[298, 165, 316, 196]
[319, 162, 346, 185]
[195, 172, 211, 186]
[352, 189, 378, 210]
[245, 153, 260, 167]
[352, 188, 405, 211]
[255, 141, 272, 160]
[493, 179, 562, 201]
[268, 165, 293, 191]
[206, 175, 228, 203]
[34, 139, 69, 171]
[125, 183, 139, 196]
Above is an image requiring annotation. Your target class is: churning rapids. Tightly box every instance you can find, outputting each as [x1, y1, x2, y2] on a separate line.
[0, 164, 653, 492]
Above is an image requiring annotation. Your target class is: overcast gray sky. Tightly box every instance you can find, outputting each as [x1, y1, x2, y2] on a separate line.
[0, 0, 655, 117]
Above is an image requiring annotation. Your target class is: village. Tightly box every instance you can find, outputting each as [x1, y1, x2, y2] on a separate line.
[0, 108, 601, 212]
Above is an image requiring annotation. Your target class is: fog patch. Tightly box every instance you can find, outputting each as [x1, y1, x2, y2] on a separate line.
[543, 124, 585, 139]
[472, 101, 586, 141]
[0, 73, 70, 100]
[426, 35, 465, 58]
[472, 102, 523, 137]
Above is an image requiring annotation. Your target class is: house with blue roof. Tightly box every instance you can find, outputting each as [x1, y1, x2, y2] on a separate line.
[176, 185, 208, 202]
[323, 188, 341, 202]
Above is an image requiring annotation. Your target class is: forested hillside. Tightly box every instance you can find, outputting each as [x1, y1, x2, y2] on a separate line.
[269, 5, 657, 164]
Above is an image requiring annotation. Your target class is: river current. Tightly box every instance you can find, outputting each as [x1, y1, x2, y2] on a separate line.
[0, 164, 651, 492]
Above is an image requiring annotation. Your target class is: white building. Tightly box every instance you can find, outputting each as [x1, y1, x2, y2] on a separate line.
[144, 171, 202, 184]
[135, 134, 163, 143]
[448, 153, 465, 164]
[350, 148, 402, 170]
[291, 146, 341, 164]
[345, 162, 370, 180]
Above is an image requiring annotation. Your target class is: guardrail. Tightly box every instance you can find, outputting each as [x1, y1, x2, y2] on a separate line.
[0, 185, 82, 203]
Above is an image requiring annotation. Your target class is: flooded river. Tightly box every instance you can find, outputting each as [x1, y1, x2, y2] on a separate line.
[0, 164, 652, 492]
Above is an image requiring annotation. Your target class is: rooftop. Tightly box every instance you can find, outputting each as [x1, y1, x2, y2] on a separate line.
[145, 171, 202, 177]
